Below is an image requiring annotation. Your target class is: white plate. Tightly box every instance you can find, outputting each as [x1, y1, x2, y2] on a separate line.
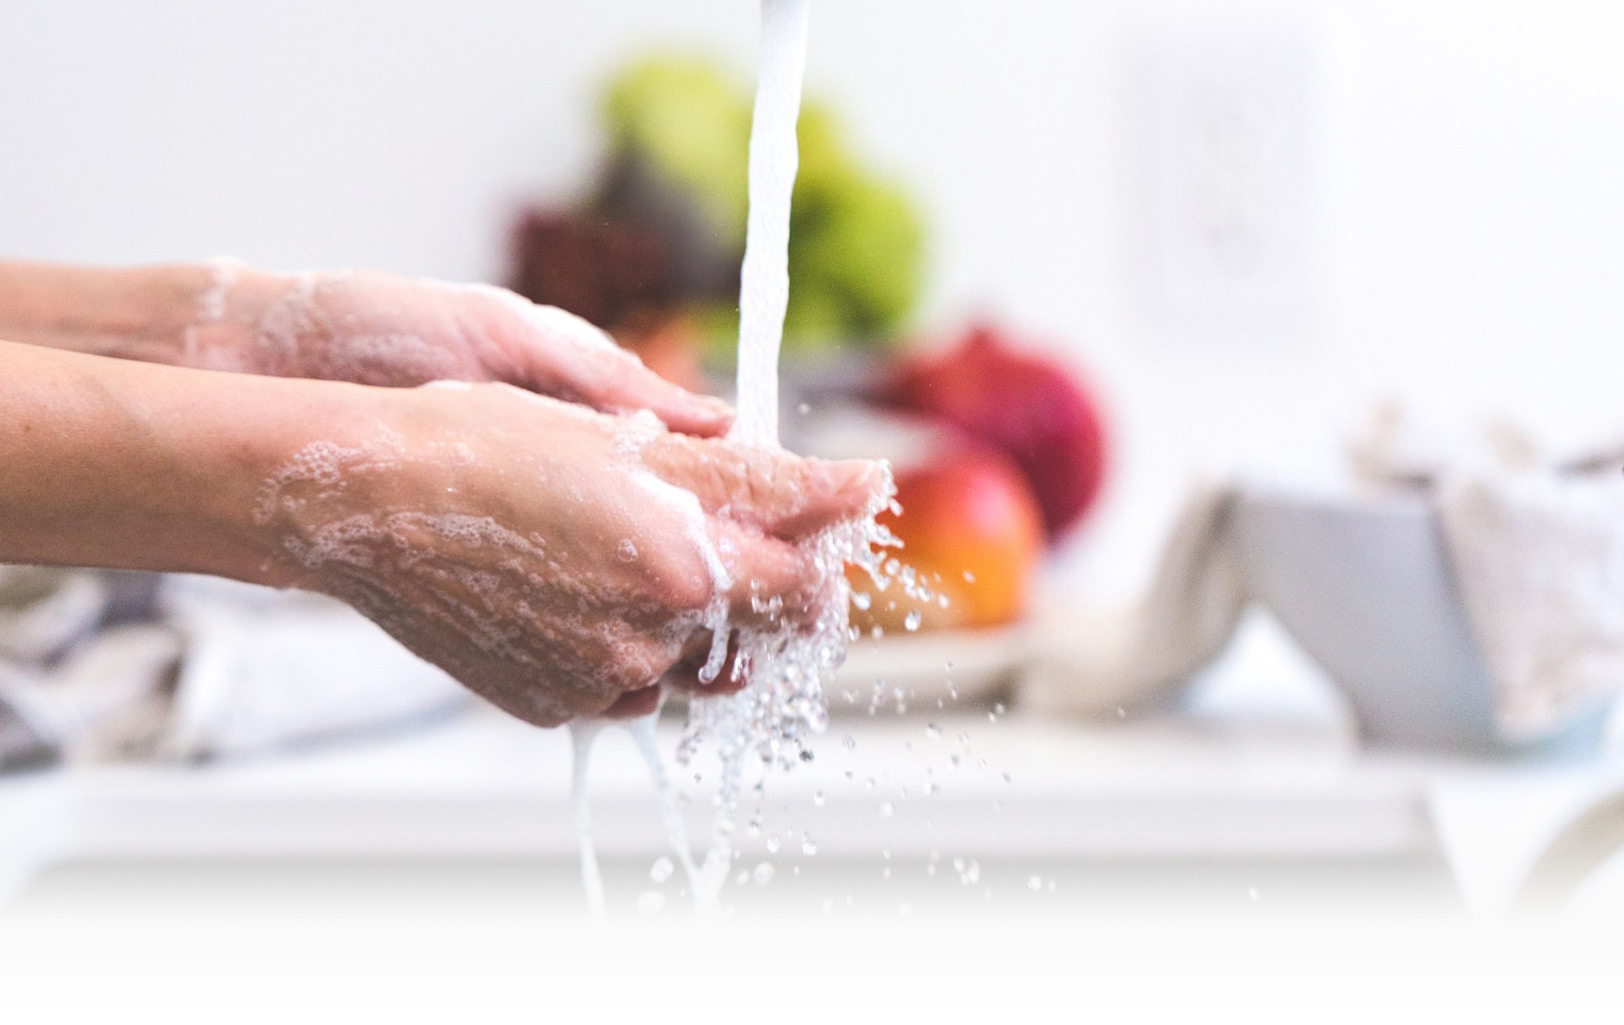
[829, 621, 1034, 712]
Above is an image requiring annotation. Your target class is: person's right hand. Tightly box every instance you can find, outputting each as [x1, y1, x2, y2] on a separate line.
[253, 381, 884, 727]
[186, 266, 734, 437]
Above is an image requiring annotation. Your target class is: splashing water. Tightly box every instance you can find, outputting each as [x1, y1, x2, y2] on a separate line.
[569, 0, 897, 917]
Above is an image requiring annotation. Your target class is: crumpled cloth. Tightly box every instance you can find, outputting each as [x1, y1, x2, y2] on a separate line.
[1023, 405, 1624, 744]
[0, 567, 468, 770]
[1021, 484, 1246, 718]
[1355, 403, 1624, 742]
[1436, 474, 1624, 741]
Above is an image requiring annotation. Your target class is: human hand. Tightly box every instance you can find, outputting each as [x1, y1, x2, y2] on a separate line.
[185, 264, 732, 437]
[253, 382, 883, 727]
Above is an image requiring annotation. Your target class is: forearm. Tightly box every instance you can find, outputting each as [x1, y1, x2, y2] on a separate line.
[0, 338, 379, 586]
[0, 259, 217, 364]
[0, 259, 293, 371]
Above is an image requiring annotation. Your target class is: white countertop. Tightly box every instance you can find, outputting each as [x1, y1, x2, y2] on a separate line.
[0, 705, 1455, 874]
[7, 629, 1624, 918]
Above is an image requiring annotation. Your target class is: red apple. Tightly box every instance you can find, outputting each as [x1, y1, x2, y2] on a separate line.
[873, 324, 1108, 542]
[849, 446, 1045, 632]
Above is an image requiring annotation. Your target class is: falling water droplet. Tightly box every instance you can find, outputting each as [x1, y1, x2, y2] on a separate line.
[649, 856, 674, 883]
[904, 610, 923, 632]
[766, 836, 781, 854]
[1028, 874, 1043, 892]
[878, 801, 894, 818]
[754, 862, 776, 885]
[802, 836, 819, 856]
[813, 790, 826, 807]
[842, 734, 857, 753]
[925, 722, 941, 739]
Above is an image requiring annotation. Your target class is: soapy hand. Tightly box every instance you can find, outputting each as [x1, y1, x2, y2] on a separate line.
[185, 264, 732, 437]
[255, 382, 882, 727]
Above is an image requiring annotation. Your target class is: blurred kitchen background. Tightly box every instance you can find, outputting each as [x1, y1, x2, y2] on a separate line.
[5, 0, 1624, 952]
[5, 0, 1623, 596]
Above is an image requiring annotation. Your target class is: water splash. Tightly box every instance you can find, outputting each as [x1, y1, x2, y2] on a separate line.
[568, 721, 607, 919]
[567, 0, 898, 917]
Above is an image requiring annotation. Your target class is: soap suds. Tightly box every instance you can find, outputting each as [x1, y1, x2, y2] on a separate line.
[255, 426, 734, 730]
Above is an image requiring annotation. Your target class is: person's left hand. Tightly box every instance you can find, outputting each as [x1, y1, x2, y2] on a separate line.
[185, 265, 732, 437]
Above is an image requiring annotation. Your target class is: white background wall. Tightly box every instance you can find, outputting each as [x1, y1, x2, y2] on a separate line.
[3, 0, 1622, 599]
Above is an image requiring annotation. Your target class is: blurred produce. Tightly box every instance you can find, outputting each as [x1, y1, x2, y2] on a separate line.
[508, 208, 674, 333]
[874, 323, 1109, 542]
[849, 446, 1045, 634]
[509, 54, 926, 367]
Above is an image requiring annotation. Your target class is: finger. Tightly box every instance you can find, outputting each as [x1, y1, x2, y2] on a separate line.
[489, 294, 733, 437]
[662, 635, 749, 696]
[714, 521, 835, 630]
[643, 437, 885, 540]
[601, 684, 664, 719]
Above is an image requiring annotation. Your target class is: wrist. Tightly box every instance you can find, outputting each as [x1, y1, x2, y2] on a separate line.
[0, 337, 400, 592]
[0, 259, 294, 372]
[0, 261, 186, 362]
[223, 373, 413, 591]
